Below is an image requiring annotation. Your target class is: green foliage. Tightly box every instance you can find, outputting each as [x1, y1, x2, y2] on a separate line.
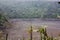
[37, 27, 47, 40]
[29, 26, 33, 40]
[25, 25, 60, 40]
[0, 13, 11, 40]
[0, 14, 8, 30]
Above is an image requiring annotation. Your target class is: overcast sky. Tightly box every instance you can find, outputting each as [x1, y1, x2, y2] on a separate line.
[0, 0, 60, 1]
[0, 0, 60, 4]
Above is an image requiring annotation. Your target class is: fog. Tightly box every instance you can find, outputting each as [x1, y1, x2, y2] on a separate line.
[0, 0, 59, 2]
[0, 0, 59, 5]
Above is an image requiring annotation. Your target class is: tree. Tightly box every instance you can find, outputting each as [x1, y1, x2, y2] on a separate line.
[28, 26, 33, 40]
[37, 25, 48, 40]
[0, 13, 12, 40]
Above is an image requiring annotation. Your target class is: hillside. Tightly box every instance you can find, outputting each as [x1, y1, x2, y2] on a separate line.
[0, 1, 60, 18]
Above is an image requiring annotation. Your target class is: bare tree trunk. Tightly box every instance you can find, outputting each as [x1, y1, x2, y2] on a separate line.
[30, 26, 33, 40]
[6, 33, 8, 40]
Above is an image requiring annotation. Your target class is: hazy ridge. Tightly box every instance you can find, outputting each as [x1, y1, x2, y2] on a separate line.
[0, 1, 60, 18]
